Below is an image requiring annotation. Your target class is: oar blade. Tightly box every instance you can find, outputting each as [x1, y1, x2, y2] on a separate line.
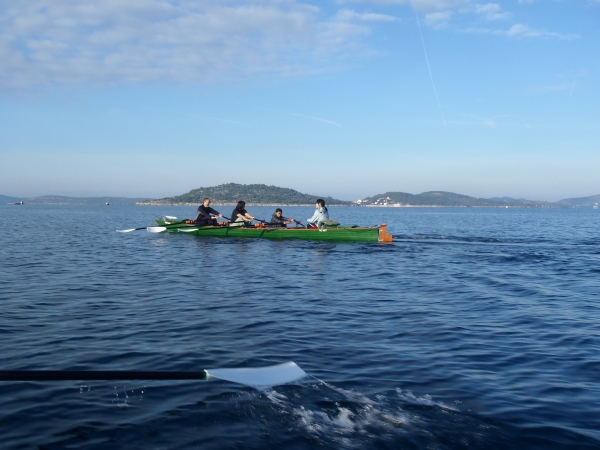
[178, 228, 199, 233]
[206, 362, 306, 388]
[116, 228, 137, 233]
[147, 226, 167, 233]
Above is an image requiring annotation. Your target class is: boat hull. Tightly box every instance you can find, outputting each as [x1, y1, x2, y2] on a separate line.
[154, 219, 392, 243]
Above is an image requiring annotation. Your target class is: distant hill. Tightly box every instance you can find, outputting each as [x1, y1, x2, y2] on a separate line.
[358, 191, 563, 208]
[1, 195, 22, 204]
[557, 194, 600, 207]
[3, 195, 148, 205]
[138, 183, 350, 205]
[488, 196, 526, 202]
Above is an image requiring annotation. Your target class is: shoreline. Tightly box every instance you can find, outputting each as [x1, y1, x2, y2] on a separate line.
[136, 202, 352, 207]
[136, 202, 566, 208]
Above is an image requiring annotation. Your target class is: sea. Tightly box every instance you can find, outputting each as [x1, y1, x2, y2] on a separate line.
[0, 204, 598, 449]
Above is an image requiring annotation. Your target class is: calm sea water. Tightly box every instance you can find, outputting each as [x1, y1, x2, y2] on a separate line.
[0, 204, 598, 449]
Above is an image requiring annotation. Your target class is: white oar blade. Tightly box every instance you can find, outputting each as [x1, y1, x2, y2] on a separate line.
[178, 228, 198, 233]
[147, 226, 167, 233]
[164, 215, 178, 220]
[116, 228, 136, 233]
[206, 362, 306, 388]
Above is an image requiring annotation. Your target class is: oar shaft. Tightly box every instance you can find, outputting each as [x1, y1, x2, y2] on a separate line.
[0, 370, 207, 381]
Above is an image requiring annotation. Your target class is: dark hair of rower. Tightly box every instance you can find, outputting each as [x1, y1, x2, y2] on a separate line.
[275, 208, 282, 213]
[236, 200, 246, 209]
[316, 199, 325, 207]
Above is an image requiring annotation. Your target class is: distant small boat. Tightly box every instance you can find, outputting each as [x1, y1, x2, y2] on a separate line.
[106, 199, 110, 206]
[594, 203, 598, 210]
[14, 201, 24, 205]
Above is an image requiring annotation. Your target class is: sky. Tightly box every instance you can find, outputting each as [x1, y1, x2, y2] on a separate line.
[0, 0, 598, 202]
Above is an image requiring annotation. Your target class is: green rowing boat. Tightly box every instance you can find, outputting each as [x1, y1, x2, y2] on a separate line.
[153, 217, 393, 243]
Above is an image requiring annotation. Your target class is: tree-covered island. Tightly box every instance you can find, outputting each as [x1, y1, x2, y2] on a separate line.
[136, 183, 351, 206]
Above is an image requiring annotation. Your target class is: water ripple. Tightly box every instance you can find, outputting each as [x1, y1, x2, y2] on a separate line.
[0, 205, 599, 449]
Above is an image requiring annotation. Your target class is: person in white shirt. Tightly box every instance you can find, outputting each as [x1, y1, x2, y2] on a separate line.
[307, 199, 329, 228]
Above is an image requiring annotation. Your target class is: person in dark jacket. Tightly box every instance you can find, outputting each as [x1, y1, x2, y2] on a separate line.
[194, 198, 224, 226]
[230, 200, 255, 227]
[270, 208, 295, 227]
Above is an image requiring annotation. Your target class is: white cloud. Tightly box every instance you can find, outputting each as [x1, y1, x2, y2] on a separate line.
[525, 84, 571, 95]
[0, 0, 374, 90]
[336, 9, 399, 22]
[463, 23, 580, 40]
[291, 113, 342, 127]
[474, 3, 510, 20]
[410, 0, 470, 11]
[336, 0, 470, 13]
[424, 11, 453, 27]
[507, 23, 579, 39]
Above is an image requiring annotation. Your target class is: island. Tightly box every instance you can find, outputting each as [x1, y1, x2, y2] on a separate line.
[136, 183, 351, 206]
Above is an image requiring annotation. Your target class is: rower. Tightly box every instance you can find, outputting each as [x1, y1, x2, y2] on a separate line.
[270, 208, 295, 227]
[230, 200, 255, 227]
[307, 199, 329, 229]
[194, 198, 224, 226]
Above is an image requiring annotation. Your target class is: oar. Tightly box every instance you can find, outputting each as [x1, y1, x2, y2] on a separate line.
[146, 225, 187, 233]
[117, 225, 188, 233]
[117, 226, 158, 233]
[148, 218, 231, 233]
[0, 362, 306, 389]
[117, 220, 192, 233]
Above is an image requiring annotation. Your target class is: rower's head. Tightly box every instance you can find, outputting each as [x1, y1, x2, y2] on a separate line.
[316, 199, 325, 208]
[275, 208, 282, 217]
[237, 200, 246, 209]
[203, 197, 211, 206]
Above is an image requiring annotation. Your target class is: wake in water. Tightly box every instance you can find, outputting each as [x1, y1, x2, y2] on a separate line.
[258, 379, 498, 449]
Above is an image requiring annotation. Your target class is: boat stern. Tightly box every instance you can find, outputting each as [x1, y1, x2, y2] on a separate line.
[378, 224, 393, 243]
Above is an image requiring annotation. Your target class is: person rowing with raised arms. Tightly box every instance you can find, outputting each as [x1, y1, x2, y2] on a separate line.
[194, 197, 225, 226]
[230, 200, 256, 227]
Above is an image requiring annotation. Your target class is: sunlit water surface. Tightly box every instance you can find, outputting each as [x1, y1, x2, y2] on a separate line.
[0, 205, 598, 449]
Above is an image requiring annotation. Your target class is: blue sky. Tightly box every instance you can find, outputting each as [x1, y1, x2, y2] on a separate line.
[0, 0, 598, 201]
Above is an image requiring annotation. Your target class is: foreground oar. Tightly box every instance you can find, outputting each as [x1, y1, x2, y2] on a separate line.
[0, 362, 306, 389]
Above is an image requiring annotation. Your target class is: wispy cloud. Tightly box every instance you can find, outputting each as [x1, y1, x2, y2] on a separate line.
[336, 0, 470, 12]
[143, 106, 248, 126]
[474, 3, 510, 20]
[460, 112, 497, 128]
[336, 9, 399, 22]
[456, 113, 531, 129]
[507, 23, 579, 39]
[0, 1, 374, 91]
[525, 84, 571, 95]
[197, 116, 249, 126]
[425, 11, 453, 27]
[291, 113, 342, 127]
[339, 0, 579, 40]
[463, 23, 580, 40]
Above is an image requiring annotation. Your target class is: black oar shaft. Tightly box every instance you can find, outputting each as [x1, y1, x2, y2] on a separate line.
[0, 371, 207, 381]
